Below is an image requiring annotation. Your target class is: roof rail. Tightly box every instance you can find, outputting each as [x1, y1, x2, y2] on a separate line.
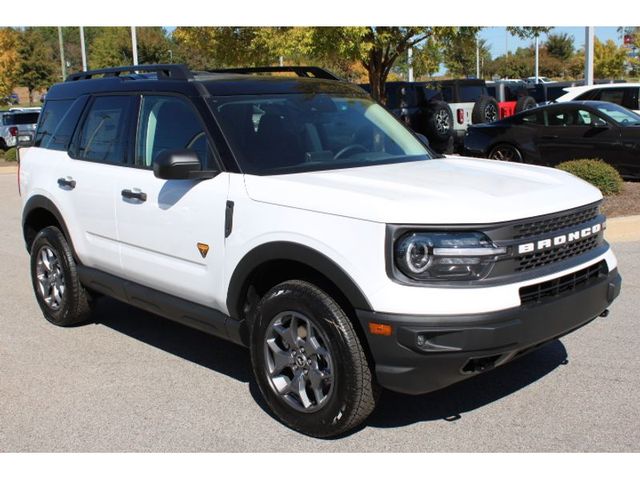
[65, 64, 193, 82]
[206, 66, 341, 81]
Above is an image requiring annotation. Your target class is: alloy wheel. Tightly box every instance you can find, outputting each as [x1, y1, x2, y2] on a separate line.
[35, 246, 65, 310]
[263, 311, 334, 413]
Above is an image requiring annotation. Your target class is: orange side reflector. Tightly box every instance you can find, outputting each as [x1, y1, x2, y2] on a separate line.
[369, 322, 392, 336]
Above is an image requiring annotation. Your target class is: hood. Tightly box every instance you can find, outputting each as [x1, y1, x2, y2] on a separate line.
[243, 157, 603, 224]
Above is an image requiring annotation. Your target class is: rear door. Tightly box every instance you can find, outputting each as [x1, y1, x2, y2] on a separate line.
[115, 94, 229, 310]
[46, 94, 135, 275]
[536, 105, 621, 165]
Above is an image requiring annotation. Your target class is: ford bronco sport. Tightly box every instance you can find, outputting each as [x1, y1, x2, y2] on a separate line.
[19, 64, 621, 438]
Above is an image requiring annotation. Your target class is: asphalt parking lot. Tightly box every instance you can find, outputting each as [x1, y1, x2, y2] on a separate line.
[0, 172, 638, 452]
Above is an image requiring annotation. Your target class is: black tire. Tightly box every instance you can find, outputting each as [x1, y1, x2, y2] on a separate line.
[251, 280, 378, 438]
[472, 95, 499, 124]
[424, 100, 454, 142]
[430, 135, 455, 155]
[0, 138, 7, 151]
[515, 95, 537, 113]
[30, 226, 93, 327]
[488, 143, 523, 162]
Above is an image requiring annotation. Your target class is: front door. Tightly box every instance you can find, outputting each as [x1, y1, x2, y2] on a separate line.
[115, 94, 229, 310]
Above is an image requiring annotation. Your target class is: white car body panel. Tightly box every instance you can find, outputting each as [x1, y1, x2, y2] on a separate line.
[20, 148, 122, 276]
[243, 157, 602, 224]
[114, 169, 230, 311]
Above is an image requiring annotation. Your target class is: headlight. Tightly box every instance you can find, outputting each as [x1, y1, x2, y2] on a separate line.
[395, 232, 506, 281]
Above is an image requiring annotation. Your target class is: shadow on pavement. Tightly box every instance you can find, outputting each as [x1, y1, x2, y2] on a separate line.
[368, 339, 567, 429]
[91, 297, 568, 433]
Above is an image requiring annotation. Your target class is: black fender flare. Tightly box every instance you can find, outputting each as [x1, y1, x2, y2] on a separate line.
[226, 241, 372, 319]
[22, 195, 77, 258]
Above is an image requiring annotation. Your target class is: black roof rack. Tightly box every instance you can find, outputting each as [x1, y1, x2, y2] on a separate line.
[206, 66, 341, 81]
[66, 64, 193, 82]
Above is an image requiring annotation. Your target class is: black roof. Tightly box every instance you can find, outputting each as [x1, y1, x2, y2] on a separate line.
[46, 64, 366, 101]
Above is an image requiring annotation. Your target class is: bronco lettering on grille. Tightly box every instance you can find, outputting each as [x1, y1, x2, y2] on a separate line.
[517, 223, 603, 255]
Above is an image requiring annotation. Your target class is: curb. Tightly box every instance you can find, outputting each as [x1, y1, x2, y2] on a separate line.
[0, 165, 18, 175]
[606, 215, 640, 243]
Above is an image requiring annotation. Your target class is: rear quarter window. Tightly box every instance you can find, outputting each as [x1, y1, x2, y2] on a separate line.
[35, 100, 73, 148]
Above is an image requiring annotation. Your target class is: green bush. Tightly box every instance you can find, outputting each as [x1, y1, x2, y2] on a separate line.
[556, 159, 623, 196]
[3, 148, 18, 162]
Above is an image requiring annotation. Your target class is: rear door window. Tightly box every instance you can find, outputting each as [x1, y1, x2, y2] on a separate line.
[594, 88, 626, 106]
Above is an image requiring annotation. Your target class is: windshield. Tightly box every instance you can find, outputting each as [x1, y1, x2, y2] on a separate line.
[596, 103, 640, 125]
[210, 94, 432, 175]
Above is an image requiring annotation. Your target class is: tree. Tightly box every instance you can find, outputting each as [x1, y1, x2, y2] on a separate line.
[393, 38, 442, 80]
[89, 27, 172, 69]
[594, 38, 627, 78]
[172, 27, 313, 69]
[545, 33, 574, 61]
[441, 29, 491, 78]
[171, 27, 481, 102]
[506, 27, 553, 41]
[0, 28, 20, 101]
[311, 27, 479, 102]
[16, 28, 55, 105]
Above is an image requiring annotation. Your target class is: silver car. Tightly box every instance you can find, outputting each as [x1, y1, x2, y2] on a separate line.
[1, 108, 40, 150]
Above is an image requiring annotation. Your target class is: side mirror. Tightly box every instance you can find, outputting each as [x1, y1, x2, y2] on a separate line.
[592, 119, 609, 128]
[153, 149, 218, 180]
[17, 132, 35, 148]
[415, 133, 430, 147]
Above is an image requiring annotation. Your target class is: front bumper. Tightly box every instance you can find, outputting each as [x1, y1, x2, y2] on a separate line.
[356, 267, 621, 395]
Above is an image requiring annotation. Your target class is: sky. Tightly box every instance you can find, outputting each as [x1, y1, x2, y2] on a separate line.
[480, 26, 622, 57]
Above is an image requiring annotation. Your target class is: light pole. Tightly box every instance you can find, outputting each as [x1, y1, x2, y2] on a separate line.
[79, 26, 87, 71]
[57, 27, 66, 80]
[131, 27, 139, 66]
[585, 27, 595, 85]
[408, 47, 414, 82]
[534, 34, 539, 83]
[476, 37, 480, 79]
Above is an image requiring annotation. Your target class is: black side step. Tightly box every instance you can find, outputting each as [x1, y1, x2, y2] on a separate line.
[77, 266, 248, 347]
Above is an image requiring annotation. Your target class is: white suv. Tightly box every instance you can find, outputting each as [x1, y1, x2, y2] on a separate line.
[18, 64, 622, 438]
[556, 83, 640, 114]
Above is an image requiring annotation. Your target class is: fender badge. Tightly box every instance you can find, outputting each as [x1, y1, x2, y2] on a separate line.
[197, 243, 210, 258]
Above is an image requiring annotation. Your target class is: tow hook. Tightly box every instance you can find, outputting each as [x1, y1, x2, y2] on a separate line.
[599, 309, 610, 318]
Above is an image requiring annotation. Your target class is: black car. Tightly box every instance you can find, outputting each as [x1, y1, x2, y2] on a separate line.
[464, 100, 640, 178]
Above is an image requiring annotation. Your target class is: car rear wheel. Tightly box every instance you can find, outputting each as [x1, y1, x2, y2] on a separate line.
[30, 226, 93, 327]
[251, 280, 378, 438]
[489, 144, 523, 162]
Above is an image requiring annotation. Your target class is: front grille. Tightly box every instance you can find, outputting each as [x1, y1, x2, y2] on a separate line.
[519, 260, 607, 305]
[516, 235, 600, 271]
[513, 205, 599, 240]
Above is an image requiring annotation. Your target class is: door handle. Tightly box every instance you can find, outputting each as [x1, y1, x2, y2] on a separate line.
[121, 189, 147, 202]
[57, 177, 76, 189]
[541, 135, 559, 140]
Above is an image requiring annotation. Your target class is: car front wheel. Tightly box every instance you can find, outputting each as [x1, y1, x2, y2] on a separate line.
[489, 144, 523, 162]
[251, 280, 378, 438]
